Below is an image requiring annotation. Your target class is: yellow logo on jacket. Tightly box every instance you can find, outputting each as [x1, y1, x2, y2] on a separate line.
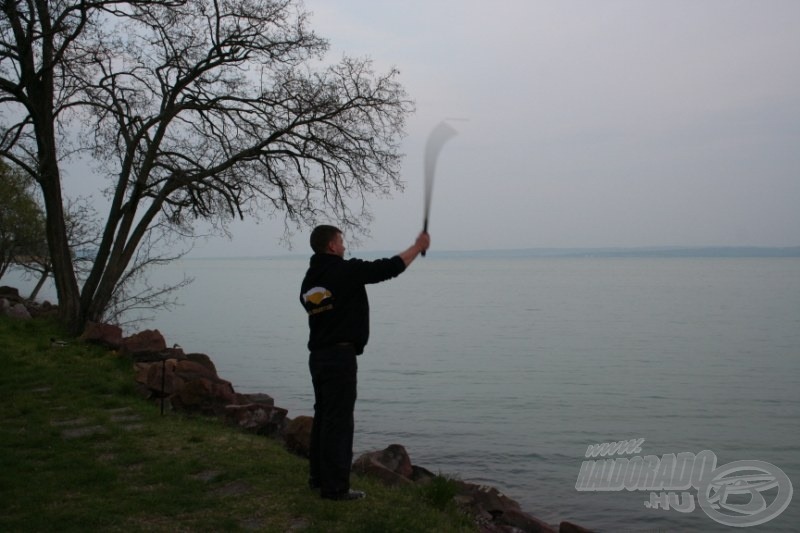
[303, 287, 333, 306]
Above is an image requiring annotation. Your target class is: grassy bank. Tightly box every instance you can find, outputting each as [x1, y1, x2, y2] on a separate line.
[0, 316, 475, 532]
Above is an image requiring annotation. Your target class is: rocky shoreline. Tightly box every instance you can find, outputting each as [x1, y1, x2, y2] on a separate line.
[2, 286, 595, 533]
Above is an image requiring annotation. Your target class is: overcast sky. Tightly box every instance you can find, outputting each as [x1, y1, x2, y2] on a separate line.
[89, 1, 800, 256]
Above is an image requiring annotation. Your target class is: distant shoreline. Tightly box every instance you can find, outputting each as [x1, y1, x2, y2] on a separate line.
[187, 245, 800, 261]
[424, 246, 800, 259]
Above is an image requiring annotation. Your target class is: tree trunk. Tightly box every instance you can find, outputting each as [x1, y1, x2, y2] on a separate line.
[21, 13, 84, 332]
[39, 163, 81, 332]
[28, 266, 50, 301]
[82, 196, 163, 325]
[31, 97, 81, 331]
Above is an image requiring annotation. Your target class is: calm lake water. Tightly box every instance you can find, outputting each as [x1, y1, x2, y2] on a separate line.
[10, 255, 800, 531]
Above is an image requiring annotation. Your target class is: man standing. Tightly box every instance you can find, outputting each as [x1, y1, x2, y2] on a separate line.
[300, 225, 430, 500]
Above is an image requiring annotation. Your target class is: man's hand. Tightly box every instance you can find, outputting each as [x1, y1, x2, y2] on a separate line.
[416, 232, 431, 253]
[398, 232, 431, 267]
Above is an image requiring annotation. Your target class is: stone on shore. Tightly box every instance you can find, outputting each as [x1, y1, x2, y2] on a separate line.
[129, 340, 237, 416]
[185, 352, 217, 374]
[411, 464, 437, 483]
[27, 300, 57, 318]
[353, 443, 415, 486]
[80, 321, 123, 349]
[0, 286, 21, 302]
[224, 403, 288, 436]
[454, 482, 557, 532]
[174, 357, 219, 381]
[2, 300, 32, 319]
[0, 287, 33, 319]
[240, 393, 275, 407]
[120, 329, 167, 359]
[169, 372, 237, 415]
[283, 415, 313, 457]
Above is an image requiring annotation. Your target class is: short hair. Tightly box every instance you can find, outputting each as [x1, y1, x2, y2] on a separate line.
[310, 225, 342, 254]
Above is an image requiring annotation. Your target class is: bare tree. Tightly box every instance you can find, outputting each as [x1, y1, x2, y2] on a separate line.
[0, 0, 413, 332]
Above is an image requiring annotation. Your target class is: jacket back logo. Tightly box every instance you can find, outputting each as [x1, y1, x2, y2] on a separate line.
[303, 287, 334, 314]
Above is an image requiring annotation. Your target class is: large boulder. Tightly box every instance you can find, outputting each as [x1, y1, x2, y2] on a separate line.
[174, 358, 219, 381]
[0, 288, 29, 319]
[185, 352, 217, 374]
[352, 444, 415, 486]
[224, 403, 288, 436]
[453, 481, 556, 533]
[80, 321, 123, 349]
[411, 464, 437, 483]
[5, 302, 32, 320]
[131, 347, 237, 416]
[283, 415, 313, 457]
[27, 300, 57, 318]
[0, 286, 21, 302]
[240, 392, 275, 407]
[170, 375, 237, 415]
[120, 329, 167, 359]
[134, 358, 180, 397]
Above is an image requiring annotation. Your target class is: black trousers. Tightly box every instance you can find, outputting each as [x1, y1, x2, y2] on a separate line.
[308, 345, 358, 496]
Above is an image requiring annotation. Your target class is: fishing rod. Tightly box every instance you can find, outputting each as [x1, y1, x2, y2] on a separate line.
[422, 121, 459, 256]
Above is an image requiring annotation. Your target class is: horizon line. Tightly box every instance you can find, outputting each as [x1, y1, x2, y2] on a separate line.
[187, 244, 800, 261]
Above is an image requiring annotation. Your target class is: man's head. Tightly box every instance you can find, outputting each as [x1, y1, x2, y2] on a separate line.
[310, 225, 345, 257]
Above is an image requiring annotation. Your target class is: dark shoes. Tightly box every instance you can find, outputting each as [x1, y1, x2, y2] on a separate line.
[309, 477, 365, 501]
[320, 489, 366, 501]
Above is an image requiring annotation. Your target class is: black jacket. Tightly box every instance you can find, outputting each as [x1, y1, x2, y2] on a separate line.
[300, 253, 406, 354]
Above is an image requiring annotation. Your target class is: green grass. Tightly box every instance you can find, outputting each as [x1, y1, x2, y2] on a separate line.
[0, 316, 475, 532]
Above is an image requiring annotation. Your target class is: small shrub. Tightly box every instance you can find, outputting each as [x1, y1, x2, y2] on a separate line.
[419, 474, 460, 510]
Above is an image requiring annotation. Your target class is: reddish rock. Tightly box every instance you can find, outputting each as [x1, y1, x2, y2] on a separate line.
[80, 321, 123, 349]
[174, 358, 218, 381]
[134, 358, 180, 397]
[378, 443, 414, 478]
[454, 481, 522, 514]
[120, 329, 167, 359]
[352, 444, 415, 486]
[283, 415, 313, 456]
[169, 377, 212, 410]
[170, 376, 237, 414]
[131, 348, 240, 416]
[185, 352, 216, 374]
[208, 377, 237, 405]
[240, 393, 275, 407]
[224, 403, 288, 435]
[411, 464, 437, 483]
[454, 481, 556, 533]
[160, 346, 185, 360]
